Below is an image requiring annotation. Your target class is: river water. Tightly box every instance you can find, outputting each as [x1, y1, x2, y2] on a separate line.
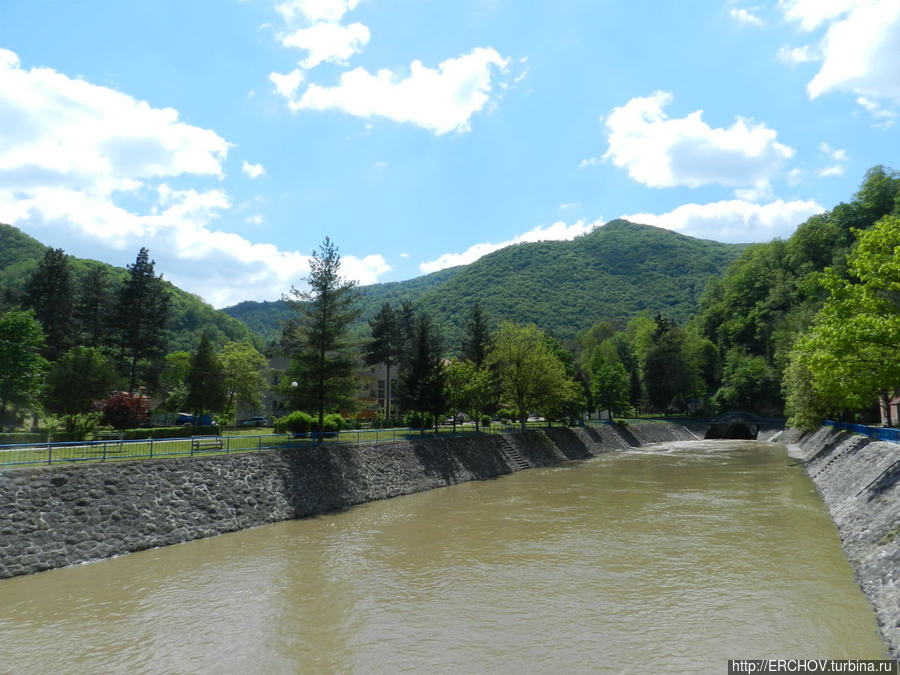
[0, 441, 886, 672]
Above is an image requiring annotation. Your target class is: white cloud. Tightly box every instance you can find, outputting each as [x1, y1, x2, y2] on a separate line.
[806, 0, 900, 102]
[0, 49, 391, 307]
[623, 198, 824, 243]
[776, 44, 820, 63]
[277, 0, 360, 24]
[857, 95, 898, 125]
[604, 91, 794, 189]
[281, 21, 370, 70]
[579, 157, 599, 168]
[419, 219, 600, 273]
[242, 160, 266, 178]
[559, 202, 581, 210]
[779, 0, 900, 114]
[245, 214, 264, 225]
[731, 8, 764, 26]
[269, 69, 305, 99]
[280, 47, 510, 135]
[818, 165, 846, 177]
[779, 0, 871, 31]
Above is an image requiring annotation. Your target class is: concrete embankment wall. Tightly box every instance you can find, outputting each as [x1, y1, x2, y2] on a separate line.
[0, 423, 690, 580]
[779, 427, 900, 658]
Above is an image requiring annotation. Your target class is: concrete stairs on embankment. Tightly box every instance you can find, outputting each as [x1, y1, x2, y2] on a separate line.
[496, 435, 530, 471]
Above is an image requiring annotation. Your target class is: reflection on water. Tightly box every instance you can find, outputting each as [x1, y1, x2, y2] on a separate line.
[0, 441, 886, 672]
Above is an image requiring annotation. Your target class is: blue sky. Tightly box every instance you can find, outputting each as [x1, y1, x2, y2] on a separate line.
[1, 0, 898, 307]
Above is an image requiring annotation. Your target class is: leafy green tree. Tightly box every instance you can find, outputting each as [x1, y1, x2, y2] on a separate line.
[399, 312, 446, 432]
[0, 309, 48, 429]
[185, 333, 227, 419]
[364, 303, 400, 421]
[160, 350, 191, 412]
[489, 321, 580, 430]
[589, 346, 629, 419]
[22, 247, 74, 360]
[43, 346, 116, 430]
[712, 349, 781, 415]
[114, 247, 171, 392]
[444, 359, 493, 432]
[284, 238, 361, 432]
[221, 341, 269, 420]
[791, 216, 900, 424]
[783, 351, 829, 431]
[642, 321, 693, 414]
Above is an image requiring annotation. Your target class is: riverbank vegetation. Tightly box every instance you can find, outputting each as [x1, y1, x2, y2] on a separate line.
[1, 166, 898, 435]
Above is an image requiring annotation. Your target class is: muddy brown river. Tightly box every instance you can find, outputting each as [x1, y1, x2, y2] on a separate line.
[0, 440, 886, 672]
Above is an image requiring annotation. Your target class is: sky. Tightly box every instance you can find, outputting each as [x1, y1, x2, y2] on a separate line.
[1, 0, 898, 308]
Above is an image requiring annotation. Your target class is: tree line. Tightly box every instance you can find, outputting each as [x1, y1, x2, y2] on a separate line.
[0, 247, 270, 435]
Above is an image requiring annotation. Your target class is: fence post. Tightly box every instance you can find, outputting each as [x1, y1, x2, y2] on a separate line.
[102, 441, 107, 462]
[47, 442, 52, 466]
[258, 435, 262, 451]
[150, 438, 154, 459]
[226, 436, 231, 453]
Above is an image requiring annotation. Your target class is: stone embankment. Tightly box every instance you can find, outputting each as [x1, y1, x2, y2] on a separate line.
[0, 423, 696, 580]
[778, 427, 900, 658]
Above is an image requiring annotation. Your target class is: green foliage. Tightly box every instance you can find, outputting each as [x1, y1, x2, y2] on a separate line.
[220, 341, 269, 418]
[489, 321, 581, 429]
[284, 238, 361, 432]
[22, 248, 74, 360]
[274, 410, 314, 434]
[481, 414, 491, 428]
[322, 413, 346, 432]
[789, 215, 900, 424]
[444, 359, 493, 431]
[43, 346, 116, 428]
[589, 349, 629, 418]
[398, 311, 447, 430]
[460, 301, 493, 367]
[227, 221, 742, 348]
[364, 302, 400, 420]
[713, 350, 781, 416]
[698, 165, 900, 417]
[186, 333, 227, 417]
[0, 308, 48, 428]
[115, 247, 171, 392]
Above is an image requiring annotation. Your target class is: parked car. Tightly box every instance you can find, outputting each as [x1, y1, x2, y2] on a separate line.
[240, 416, 270, 427]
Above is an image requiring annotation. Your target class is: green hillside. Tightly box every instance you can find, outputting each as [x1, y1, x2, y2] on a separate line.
[0, 223, 259, 352]
[224, 220, 744, 348]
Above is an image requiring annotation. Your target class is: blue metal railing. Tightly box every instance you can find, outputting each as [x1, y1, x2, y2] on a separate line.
[824, 420, 900, 443]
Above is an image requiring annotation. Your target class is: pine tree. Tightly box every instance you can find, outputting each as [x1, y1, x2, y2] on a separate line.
[364, 303, 400, 421]
[185, 333, 227, 419]
[399, 311, 446, 432]
[460, 301, 492, 368]
[22, 248, 74, 360]
[284, 238, 361, 433]
[114, 248, 170, 392]
[75, 265, 112, 348]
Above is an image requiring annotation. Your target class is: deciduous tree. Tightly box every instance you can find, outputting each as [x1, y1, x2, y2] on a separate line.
[44, 346, 116, 429]
[0, 309, 47, 429]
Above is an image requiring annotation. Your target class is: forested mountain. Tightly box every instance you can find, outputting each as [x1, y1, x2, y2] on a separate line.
[0, 224, 258, 352]
[225, 220, 744, 348]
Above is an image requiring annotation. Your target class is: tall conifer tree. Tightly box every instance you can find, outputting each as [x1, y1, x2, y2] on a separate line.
[284, 238, 361, 433]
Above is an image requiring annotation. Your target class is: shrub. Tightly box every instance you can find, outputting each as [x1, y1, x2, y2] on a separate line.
[404, 411, 433, 429]
[274, 411, 314, 434]
[93, 393, 150, 429]
[322, 413, 346, 433]
[481, 415, 491, 429]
